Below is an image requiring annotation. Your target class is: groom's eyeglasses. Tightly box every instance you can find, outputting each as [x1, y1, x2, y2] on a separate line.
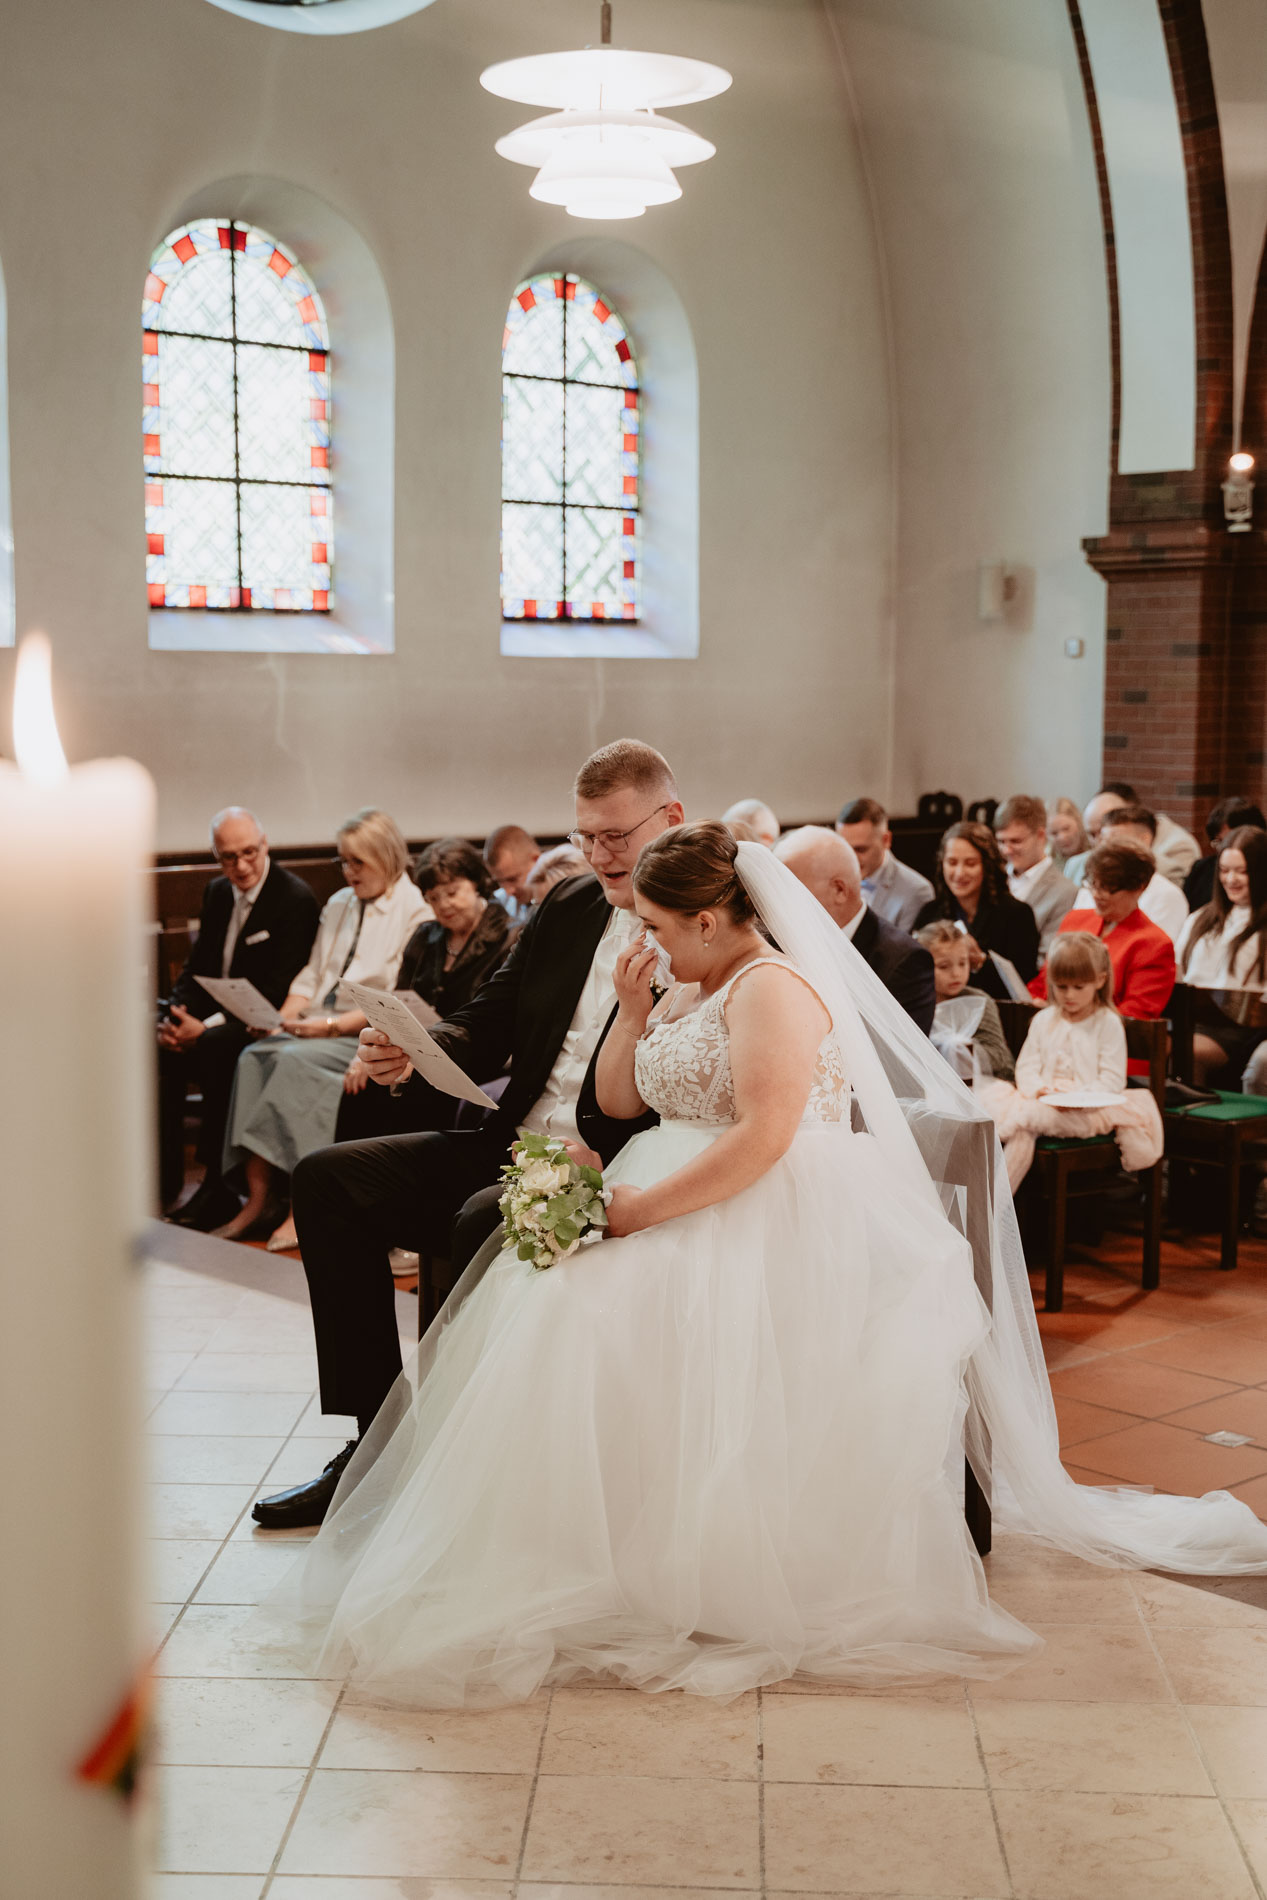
[569, 805, 671, 857]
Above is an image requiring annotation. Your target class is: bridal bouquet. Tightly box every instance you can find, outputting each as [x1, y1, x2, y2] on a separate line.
[499, 1132, 609, 1269]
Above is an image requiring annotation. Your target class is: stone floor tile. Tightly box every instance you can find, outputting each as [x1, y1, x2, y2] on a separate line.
[992, 1788, 1255, 1900]
[540, 1686, 757, 1779]
[154, 1603, 334, 1679]
[1187, 1706, 1267, 1797]
[155, 1764, 305, 1874]
[193, 1537, 310, 1606]
[762, 1693, 982, 1787]
[147, 1435, 287, 1486]
[151, 1878, 265, 1898]
[1045, 1420, 1267, 1493]
[973, 1698, 1211, 1793]
[1129, 1330, 1267, 1386]
[522, 1773, 759, 1886]
[763, 1783, 1007, 1895]
[148, 1390, 311, 1436]
[271, 1883, 513, 1899]
[1151, 1627, 1267, 1705]
[983, 1566, 1140, 1625]
[175, 1354, 319, 1393]
[150, 1484, 257, 1540]
[278, 1769, 531, 1878]
[321, 1693, 548, 1773]
[967, 1621, 1170, 1701]
[1053, 1394, 1140, 1447]
[1130, 1570, 1267, 1628]
[150, 1539, 221, 1603]
[155, 1675, 339, 1767]
[1159, 1386, 1267, 1442]
[1046, 1357, 1239, 1417]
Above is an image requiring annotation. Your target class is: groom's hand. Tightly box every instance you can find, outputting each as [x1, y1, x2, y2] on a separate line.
[358, 1026, 412, 1087]
[560, 1139, 603, 1173]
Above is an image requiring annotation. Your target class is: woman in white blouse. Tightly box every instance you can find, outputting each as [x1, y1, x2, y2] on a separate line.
[216, 809, 430, 1247]
[1176, 826, 1267, 1085]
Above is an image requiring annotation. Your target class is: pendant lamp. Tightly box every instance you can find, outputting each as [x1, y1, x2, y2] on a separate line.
[481, 2, 731, 220]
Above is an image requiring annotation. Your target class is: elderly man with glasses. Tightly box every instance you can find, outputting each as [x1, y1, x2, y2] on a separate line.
[254, 741, 685, 1531]
[158, 807, 319, 1231]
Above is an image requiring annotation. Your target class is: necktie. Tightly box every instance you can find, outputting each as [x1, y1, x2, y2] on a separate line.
[222, 892, 249, 976]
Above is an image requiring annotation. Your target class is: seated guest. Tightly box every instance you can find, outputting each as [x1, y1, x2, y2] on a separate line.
[216, 808, 430, 1248]
[1030, 840, 1175, 1017]
[338, 837, 518, 1143]
[836, 796, 933, 931]
[484, 823, 540, 926]
[917, 919, 1015, 1084]
[525, 842, 589, 905]
[1176, 826, 1267, 1085]
[1184, 797, 1267, 913]
[913, 822, 1040, 1002]
[994, 794, 1076, 959]
[721, 798, 780, 846]
[1067, 783, 1199, 891]
[1047, 797, 1090, 876]
[775, 826, 935, 1032]
[158, 808, 319, 1230]
[1073, 805, 1188, 941]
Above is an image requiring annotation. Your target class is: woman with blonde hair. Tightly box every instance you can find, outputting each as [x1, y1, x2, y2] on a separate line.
[977, 931, 1163, 1191]
[1048, 796, 1090, 875]
[216, 808, 430, 1247]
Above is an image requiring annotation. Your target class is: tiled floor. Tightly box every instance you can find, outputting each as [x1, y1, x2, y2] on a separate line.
[146, 1219, 1267, 1899]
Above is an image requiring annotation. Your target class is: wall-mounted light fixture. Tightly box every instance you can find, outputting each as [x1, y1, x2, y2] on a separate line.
[1223, 451, 1255, 533]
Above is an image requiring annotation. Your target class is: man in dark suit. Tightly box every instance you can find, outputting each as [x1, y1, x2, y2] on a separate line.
[775, 827, 936, 1034]
[158, 808, 319, 1230]
[254, 740, 684, 1528]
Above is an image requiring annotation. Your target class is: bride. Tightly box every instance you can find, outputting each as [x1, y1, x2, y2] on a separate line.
[269, 823, 1267, 1707]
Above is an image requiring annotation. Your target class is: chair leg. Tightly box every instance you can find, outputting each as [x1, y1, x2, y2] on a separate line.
[1045, 1167, 1067, 1312]
[1142, 1162, 1162, 1290]
[1221, 1136, 1242, 1273]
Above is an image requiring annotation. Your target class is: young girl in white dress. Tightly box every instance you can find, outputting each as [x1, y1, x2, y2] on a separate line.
[976, 931, 1163, 1193]
[266, 827, 1267, 1710]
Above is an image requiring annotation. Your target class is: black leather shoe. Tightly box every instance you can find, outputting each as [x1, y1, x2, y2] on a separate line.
[251, 1440, 359, 1529]
[169, 1181, 242, 1232]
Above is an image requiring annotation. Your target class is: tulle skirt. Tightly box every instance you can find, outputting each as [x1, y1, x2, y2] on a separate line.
[266, 1118, 1038, 1706]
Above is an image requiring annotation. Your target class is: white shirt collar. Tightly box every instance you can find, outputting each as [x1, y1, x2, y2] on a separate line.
[840, 902, 866, 942]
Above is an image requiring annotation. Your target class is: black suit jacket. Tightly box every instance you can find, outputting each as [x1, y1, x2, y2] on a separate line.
[913, 891, 1040, 1002]
[403, 871, 657, 1164]
[171, 862, 321, 1019]
[851, 904, 936, 1035]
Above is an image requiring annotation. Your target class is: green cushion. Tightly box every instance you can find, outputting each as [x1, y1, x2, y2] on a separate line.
[1167, 1090, 1267, 1124]
[1035, 1135, 1117, 1152]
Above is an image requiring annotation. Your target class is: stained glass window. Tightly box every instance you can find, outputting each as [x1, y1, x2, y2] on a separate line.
[143, 220, 332, 613]
[501, 273, 639, 623]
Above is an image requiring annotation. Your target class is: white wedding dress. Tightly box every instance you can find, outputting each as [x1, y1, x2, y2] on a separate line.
[268, 845, 1267, 1709]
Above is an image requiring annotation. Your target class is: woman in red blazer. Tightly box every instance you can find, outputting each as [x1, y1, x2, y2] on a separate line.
[1029, 840, 1175, 1016]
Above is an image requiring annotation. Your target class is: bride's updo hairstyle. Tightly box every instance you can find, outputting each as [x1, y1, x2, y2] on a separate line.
[632, 822, 757, 925]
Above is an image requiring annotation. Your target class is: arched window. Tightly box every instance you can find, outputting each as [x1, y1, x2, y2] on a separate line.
[501, 272, 639, 623]
[143, 219, 332, 613]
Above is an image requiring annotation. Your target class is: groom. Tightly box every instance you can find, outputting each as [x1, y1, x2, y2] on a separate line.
[253, 739, 683, 1528]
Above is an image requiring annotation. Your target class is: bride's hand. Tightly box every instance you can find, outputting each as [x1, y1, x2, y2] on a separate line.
[613, 939, 660, 1030]
[604, 1184, 647, 1238]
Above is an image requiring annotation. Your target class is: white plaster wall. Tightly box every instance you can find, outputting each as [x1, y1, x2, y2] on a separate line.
[0, 0, 892, 851]
[827, 0, 1113, 813]
[1203, 0, 1267, 444]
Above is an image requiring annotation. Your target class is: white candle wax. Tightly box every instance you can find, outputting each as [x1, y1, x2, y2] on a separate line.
[0, 649, 154, 1897]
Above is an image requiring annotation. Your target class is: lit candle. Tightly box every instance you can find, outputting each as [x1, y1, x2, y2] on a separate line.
[0, 634, 154, 1895]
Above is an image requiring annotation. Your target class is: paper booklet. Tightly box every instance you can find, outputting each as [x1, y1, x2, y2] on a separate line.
[988, 951, 1034, 1003]
[394, 989, 441, 1028]
[194, 975, 286, 1033]
[341, 980, 500, 1111]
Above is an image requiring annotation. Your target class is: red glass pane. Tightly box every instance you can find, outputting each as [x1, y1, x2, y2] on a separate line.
[143, 383, 159, 407]
[147, 533, 165, 556]
[173, 234, 197, 264]
[524, 598, 538, 617]
[144, 273, 166, 304]
[623, 560, 635, 578]
[148, 583, 166, 606]
[310, 399, 327, 421]
[296, 295, 318, 324]
[309, 351, 327, 372]
[313, 589, 329, 610]
[312, 542, 328, 564]
[240, 586, 252, 608]
[144, 433, 160, 456]
[189, 584, 207, 608]
[563, 279, 577, 299]
[310, 492, 328, 516]
[624, 389, 637, 409]
[146, 482, 163, 505]
[623, 516, 635, 534]
[592, 602, 606, 618]
[218, 226, 233, 249]
[517, 287, 536, 312]
[623, 434, 636, 452]
[622, 475, 637, 496]
[269, 248, 292, 278]
[615, 339, 631, 362]
[143, 330, 159, 356]
[311, 446, 329, 469]
[594, 300, 610, 323]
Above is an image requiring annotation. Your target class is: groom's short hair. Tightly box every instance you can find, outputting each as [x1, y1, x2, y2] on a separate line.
[575, 738, 678, 803]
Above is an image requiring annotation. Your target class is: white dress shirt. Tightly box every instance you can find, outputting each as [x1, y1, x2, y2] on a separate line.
[220, 856, 271, 976]
[1076, 871, 1189, 943]
[861, 851, 934, 933]
[520, 904, 640, 1145]
[291, 876, 431, 1008]
[1008, 853, 1052, 905]
[1177, 905, 1267, 990]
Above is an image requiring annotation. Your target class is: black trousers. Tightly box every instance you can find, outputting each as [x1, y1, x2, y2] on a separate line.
[157, 1021, 249, 1206]
[291, 1129, 507, 1432]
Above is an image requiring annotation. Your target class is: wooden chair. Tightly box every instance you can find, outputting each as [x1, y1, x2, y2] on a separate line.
[1164, 981, 1267, 1272]
[916, 790, 963, 828]
[995, 1002, 1167, 1311]
[966, 798, 999, 828]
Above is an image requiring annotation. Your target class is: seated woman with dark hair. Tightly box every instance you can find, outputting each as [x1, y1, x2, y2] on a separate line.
[1030, 839, 1175, 1017]
[1176, 825, 1267, 1085]
[913, 820, 1040, 1001]
[336, 836, 518, 1143]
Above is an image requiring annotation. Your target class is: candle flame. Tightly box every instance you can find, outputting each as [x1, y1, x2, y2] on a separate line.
[13, 632, 69, 784]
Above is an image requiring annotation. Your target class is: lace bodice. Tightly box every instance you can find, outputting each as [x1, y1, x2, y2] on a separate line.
[634, 959, 848, 1127]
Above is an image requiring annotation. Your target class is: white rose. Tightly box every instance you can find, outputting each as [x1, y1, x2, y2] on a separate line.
[519, 1158, 568, 1195]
